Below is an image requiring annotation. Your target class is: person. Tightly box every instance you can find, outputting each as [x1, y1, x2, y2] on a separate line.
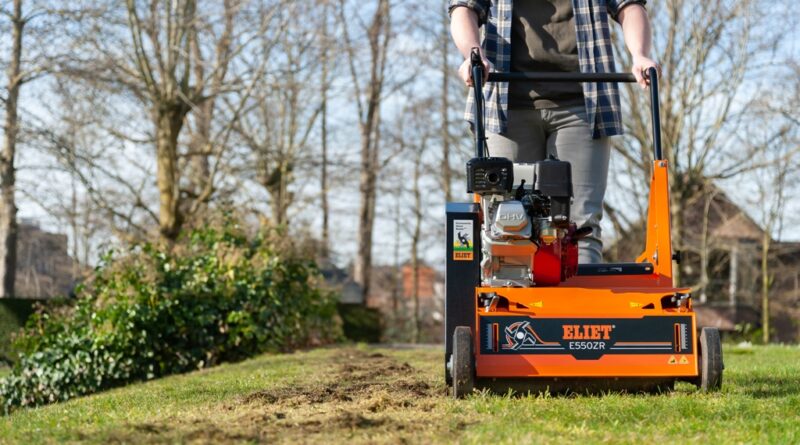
[449, 0, 660, 264]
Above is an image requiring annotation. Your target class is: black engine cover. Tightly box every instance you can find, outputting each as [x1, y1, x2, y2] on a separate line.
[467, 157, 514, 195]
[534, 159, 573, 227]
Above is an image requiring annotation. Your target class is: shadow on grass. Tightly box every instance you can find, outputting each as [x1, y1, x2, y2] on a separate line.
[726, 348, 756, 355]
[736, 375, 800, 398]
[475, 377, 677, 397]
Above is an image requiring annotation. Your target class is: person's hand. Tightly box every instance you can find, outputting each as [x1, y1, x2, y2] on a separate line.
[631, 55, 661, 89]
[458, 49, 491, 87]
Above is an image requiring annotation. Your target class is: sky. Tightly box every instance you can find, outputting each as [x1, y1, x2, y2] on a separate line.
[4, 0, 800, 271]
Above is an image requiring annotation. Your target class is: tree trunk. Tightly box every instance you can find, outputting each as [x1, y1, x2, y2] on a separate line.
[189, 99, 213, 202]
[761, 231, 770, 344]
[69, 149, 80, 280]
[440, 10, 452, 203]
[728, 242, 738, 307]
[354, 120, 379, 304]
[350, 0, 390, 306]
[411, 153, 423, 343]
[391, 196, 401, 315]
[698, 187, 715, 303]
[274, 161, 291, 226]
[155, 105, 188, 241]
[0, 0, 24, 297]
[320, 0, 330, 257]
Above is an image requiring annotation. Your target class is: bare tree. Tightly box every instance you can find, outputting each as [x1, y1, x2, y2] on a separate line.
[0, 0, 26, 297]
[610, 0, 790, 286]
[751, 62, 800, 343]
[232, 2, 321, 227]
[0, 0, 46, 296]
[439, 8, 453, 203]
[382, 91, 437, 343]
[55, 1, 274, 242]
[28, 77, 159, 244]
[319, 0, 332, 257]
[339, 0, 392, 304]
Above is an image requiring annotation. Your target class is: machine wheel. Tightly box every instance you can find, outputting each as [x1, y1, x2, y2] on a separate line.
[445, 354, 452, 387]
[697, 327, 723, 391]
[452, 326, 475, 399]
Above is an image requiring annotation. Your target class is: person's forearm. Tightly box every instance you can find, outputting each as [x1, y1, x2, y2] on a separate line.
[618, 4, 652, 58]
[450, 7, 482, 59]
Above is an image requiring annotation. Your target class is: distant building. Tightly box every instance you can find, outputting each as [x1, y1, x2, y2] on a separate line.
[13, 220, 80, 298]
[319, 265, 364, 304]
[368, 263, 444, 342]
[607, 185, 800, 342]
[322, 262, 445, 342]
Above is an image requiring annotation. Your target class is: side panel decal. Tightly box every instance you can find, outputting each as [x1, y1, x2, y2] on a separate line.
[479, 315, 693, 360]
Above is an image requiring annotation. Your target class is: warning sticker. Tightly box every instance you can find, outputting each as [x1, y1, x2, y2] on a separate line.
[679, 355, 689, 364]
[453, 220, 474, 261]
[668, 355, 677, 365]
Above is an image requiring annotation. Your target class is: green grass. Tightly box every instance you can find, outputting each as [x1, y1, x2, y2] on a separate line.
[1, 344, 799, 444]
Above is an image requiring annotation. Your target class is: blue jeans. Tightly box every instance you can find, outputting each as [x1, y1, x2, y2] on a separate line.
[486, 105, 610, 264]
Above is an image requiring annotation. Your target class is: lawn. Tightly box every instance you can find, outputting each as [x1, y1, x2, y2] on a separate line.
[1, 344, 798, 444]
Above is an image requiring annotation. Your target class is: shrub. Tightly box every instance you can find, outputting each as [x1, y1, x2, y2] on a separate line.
[0, 299, 47, 365]
[337, 303, 382, 343]
[0, 218, 340, 413]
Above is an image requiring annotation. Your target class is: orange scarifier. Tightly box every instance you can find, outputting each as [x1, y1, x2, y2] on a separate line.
[444, 49, 723, 398]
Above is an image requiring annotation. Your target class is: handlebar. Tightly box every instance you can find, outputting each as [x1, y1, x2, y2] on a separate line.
[469, 48, 663, 161]
[488, 72, 636, 82]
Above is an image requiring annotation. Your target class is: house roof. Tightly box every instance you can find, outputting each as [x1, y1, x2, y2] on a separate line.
[607, 182, 767, 260]
[692, 186, 763, 242]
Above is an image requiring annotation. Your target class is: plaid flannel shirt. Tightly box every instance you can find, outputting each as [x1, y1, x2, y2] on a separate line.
[448, 0, 646, 138]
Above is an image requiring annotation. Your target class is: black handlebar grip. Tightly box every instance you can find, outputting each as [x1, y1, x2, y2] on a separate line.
[470, 47, 482, 65]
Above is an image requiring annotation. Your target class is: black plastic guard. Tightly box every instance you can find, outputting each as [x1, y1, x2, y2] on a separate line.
[445, 203, 481, 381]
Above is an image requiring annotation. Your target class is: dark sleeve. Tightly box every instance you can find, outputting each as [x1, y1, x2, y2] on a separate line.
[607, 0, 646, 22]
[448, 0, 490, 27]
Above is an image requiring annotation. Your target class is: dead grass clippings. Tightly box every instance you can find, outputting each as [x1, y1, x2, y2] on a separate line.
[113, 348, 468, 444]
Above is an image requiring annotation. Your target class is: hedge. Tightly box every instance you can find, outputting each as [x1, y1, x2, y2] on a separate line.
[0, 219, 340, 413]
[0, 299, 46, 365]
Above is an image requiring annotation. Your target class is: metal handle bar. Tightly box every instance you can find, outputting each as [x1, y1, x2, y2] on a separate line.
[488, 72, 636, 82]
[469, 48, 663, 161]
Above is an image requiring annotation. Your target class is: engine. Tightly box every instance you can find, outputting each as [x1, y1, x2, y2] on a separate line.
[467, 156, 587, 287]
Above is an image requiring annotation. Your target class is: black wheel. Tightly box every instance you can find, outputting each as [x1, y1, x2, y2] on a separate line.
[452, 326, 474, 399]
[445, 354, 452, 386]
[697, 327, 723, 391]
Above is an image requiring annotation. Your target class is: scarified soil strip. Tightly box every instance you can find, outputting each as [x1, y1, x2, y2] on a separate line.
[243, 351, 435, 405]
[235, 350, 444, 436]
[116, 349, 464, 444]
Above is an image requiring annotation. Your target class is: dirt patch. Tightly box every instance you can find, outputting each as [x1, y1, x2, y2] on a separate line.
[232, 349, 448, 442]
[118, 348, 460, 444]
[241, 350, 429, 408]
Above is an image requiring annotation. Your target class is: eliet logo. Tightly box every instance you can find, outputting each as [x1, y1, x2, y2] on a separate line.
[562, 324, 614, 340]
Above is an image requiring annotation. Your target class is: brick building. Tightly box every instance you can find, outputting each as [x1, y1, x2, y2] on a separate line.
[607, 186, 800, 342]
[13, 220, 80, 298]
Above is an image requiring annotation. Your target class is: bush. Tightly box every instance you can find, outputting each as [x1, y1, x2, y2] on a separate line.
[0, 299, 46, 365]
[0, 219, 340, 413]
[337, 303, 382, 343]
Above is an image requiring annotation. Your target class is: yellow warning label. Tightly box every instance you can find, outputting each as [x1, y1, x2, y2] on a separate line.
[668, 355, 677, 365]
[533, 301, 543, 308]
[679, 355, 689, 364]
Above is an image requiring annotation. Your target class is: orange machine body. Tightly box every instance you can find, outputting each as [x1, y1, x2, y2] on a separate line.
[472, 160, 699, 379]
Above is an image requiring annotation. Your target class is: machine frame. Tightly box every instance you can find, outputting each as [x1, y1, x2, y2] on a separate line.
[445, 50, 723, 397]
